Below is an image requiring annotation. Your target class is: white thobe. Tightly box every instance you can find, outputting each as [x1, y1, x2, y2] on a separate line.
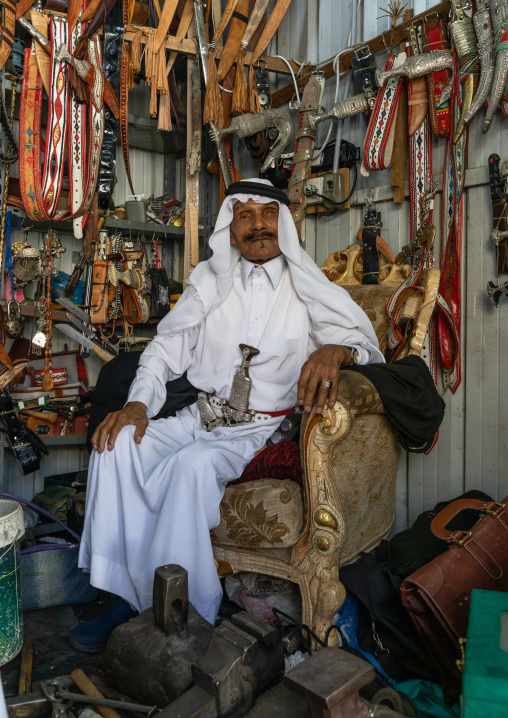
[79, 255, 374, 624]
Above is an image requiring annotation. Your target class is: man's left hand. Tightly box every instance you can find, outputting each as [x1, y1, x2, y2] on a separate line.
[297, 345, 352, 415]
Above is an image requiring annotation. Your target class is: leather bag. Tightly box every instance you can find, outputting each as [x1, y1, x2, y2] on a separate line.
[401, 495, 508, 704]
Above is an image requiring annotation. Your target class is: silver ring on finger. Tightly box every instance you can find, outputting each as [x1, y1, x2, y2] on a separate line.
[320, 380, 332, 390]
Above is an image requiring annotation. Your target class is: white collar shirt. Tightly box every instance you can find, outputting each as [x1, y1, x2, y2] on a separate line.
[128, 255, 369, 417]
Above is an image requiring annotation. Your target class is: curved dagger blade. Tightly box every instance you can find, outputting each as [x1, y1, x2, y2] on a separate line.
[453, 73, 478, 143]
[483, 50, 508, 131]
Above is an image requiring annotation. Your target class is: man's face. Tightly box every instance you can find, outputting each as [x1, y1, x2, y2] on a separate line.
[230, 199, 281, 264]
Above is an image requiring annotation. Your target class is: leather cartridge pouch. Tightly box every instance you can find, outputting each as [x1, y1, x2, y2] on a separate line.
[401, 496, 508, 705]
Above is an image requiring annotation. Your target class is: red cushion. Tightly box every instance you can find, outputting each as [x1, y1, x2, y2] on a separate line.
[228, 441, 303, 486]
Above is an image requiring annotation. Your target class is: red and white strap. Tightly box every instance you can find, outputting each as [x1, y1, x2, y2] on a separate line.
[362, 52, 405, 173]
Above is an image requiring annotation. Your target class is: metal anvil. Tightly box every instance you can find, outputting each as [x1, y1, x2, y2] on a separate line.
[159, 611, 284, 718]
[104, 565, 215, 707]
[245, 648, 407, 718]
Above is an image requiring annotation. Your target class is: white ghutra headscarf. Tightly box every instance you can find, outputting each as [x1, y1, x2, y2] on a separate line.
[154, 178, 384, 363]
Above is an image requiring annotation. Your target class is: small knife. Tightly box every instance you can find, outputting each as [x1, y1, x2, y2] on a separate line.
[54, 324, 116, 363]
[66, 313, 96, 340]
[55, 295, 92, 324]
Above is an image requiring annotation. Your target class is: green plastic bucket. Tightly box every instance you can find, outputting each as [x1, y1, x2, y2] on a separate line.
[0, 499, 24, 666]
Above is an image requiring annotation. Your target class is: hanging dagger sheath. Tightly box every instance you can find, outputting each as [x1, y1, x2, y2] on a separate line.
[463, 0, 494, 125]
[209, 109, 294, 185]
[375, 50, 455, 104]
[483, 0, 508, 131]
[449, 0, 480, 143]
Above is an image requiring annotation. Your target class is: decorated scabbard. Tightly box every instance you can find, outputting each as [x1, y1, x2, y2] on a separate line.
[209, 108, 295, 185]
[375, 50, 455, 103]
[450, 0, 480, 143]
[484, 0, 508, 131]
[464, 0, 494, 124]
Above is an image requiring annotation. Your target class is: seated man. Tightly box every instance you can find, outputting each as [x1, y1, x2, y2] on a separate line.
[72, 178, 383, 652]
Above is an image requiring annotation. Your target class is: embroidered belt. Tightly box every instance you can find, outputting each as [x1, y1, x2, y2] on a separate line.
[362, 52, 404, 172]
[422, 17, 452, 138]
[202, 393, 297, 431]
[19, 17, 104, 225]
[436, 54, 467, 394]
[406, 24, 429, 137]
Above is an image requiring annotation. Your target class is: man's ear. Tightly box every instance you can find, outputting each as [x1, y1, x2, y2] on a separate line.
[230, 227, 238, 245]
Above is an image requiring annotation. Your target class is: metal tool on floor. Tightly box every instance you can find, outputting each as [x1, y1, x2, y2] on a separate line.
[105, 564, 285, 714]
[104, 564, 215, 707]
[40, 675, 159, 716]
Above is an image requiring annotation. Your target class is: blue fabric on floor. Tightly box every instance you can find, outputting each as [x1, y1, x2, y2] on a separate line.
[395, 679, 460, 718]
[334, 592, 395, 685]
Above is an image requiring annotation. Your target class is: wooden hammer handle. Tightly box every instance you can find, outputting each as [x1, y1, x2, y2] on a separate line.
[70, 670, 123, 718]
[20, 410, 58, 424]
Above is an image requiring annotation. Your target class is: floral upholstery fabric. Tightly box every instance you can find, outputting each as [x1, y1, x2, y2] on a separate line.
[342, 284, 396, 358]
[212, 479, 303, 549]
[215, 288, 393, 549]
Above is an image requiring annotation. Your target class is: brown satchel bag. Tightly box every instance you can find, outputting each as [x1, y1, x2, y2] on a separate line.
[400, 496, 508, 704]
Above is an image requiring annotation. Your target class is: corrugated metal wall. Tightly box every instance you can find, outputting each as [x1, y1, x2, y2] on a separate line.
[4, 1, 508, 531]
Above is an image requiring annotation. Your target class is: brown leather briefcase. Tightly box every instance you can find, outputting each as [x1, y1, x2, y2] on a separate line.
[400, 495, 508, 704]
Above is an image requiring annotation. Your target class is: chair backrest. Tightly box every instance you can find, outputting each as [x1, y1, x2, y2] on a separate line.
[342, 284, 397, 358]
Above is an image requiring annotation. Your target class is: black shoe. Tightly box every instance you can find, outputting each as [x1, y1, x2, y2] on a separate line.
[70, 598, 138, 653]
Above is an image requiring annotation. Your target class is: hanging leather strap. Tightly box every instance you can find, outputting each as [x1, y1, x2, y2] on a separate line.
[153, 0, 179, 53]
[184, 51, 202, 279]
[436, 55, 466, 393]
[406, 24, 428, 136]
[210, 0, 241, 48]
[363, 53, 404, 172]
[240, 0, 269, 49]
[288, 72, 325, 242]
[422, 16, 451, 139]
[251, 0, 292, 64]
[361, 207, 382, 285]
[166, 0, 195, 72]
[0, 0, 16, 72]
[217, 0, 249, 81]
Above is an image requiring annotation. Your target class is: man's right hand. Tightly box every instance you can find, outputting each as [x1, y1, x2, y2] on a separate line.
[91, 401, 148, 454]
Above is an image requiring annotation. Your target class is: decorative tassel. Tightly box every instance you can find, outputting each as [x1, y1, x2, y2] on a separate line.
[131, 28, 144, 73]
[248, 63, 263, 114]
[203, 49, 223, 127]
[231, 49, 248, 116]
[149, 81, 158, 118]
[158, 93, 172, 132]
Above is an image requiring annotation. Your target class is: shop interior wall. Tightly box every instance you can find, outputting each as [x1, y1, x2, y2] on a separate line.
[4, 1, 508, 534]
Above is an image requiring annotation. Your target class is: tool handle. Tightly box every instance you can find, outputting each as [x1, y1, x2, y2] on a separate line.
[70, 670, 122, 718]
[20, 410, 58, 424]
[92, 344, 115, 363]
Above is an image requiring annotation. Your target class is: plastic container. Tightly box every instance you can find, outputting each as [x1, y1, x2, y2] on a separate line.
[0, 499, 24, 666]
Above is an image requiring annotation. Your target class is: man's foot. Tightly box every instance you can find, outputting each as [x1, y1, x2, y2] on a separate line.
[70, 598, 138, 653]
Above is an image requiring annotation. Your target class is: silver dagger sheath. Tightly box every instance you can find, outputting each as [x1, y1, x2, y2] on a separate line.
[464, 0, 495, 124]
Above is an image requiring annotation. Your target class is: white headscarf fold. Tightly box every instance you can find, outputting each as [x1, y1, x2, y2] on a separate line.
[156, 178, 384, 362]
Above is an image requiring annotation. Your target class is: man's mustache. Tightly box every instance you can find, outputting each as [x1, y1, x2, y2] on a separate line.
[243, 231, 277, 243]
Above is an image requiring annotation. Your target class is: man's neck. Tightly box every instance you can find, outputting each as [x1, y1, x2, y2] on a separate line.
[241, 251, 283, 265]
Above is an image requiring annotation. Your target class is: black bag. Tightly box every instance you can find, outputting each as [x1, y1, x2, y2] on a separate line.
[147, 241, 184, 319]
[340, 490, 493, 683]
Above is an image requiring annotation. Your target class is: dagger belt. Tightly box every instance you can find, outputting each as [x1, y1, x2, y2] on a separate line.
[197, 345, 297, 431]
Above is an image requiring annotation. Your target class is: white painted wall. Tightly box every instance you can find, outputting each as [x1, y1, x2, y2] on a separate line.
[4, 1, 507, 533]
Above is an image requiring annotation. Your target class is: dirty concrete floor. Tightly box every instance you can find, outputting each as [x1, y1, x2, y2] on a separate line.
[1, 585, 240, 698]
[1, 591, 116, 698]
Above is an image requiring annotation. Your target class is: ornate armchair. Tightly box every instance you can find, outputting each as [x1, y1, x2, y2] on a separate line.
[211, 246, 440, 645]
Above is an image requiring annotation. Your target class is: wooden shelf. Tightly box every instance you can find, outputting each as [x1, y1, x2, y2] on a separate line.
[20, 217, 190, 238]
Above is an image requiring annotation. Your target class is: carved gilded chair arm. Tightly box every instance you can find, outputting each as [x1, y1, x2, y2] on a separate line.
[409, 267, 440, 357]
